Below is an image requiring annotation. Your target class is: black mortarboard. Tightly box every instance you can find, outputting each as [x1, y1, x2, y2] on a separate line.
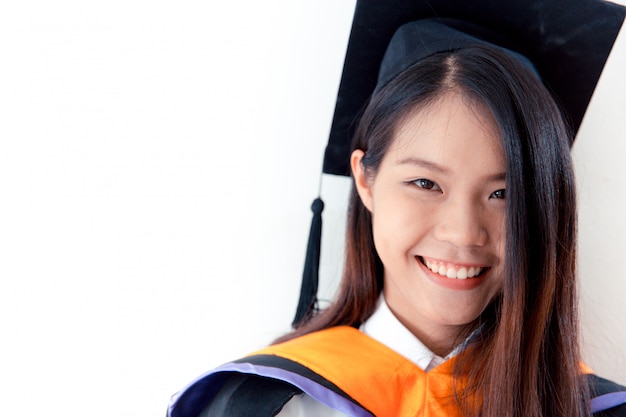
[292, 0, 626, 325]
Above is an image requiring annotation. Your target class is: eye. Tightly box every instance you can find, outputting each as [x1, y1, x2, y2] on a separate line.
[490, 189, 505, 199]
[412, 178, 441, 191]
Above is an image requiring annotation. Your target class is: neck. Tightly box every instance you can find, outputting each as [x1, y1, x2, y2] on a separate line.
[384, 291, 471, 358]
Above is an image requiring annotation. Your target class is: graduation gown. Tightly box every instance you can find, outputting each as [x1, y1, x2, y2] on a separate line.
[168, 326, 626, 417]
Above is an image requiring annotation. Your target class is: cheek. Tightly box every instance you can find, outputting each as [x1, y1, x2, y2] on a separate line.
[492, 216, 506, 258]
[482, 204, 506, 249]
[371, 213, 403, 263]
[371, 203, 428, 258]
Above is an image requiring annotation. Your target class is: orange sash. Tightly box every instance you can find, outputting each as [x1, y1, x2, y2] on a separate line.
[252, 326, 468, 417]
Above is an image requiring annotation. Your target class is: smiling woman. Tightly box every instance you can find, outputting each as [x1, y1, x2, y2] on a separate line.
[260, 42, 585, 416]
[167, 4, 626, 417]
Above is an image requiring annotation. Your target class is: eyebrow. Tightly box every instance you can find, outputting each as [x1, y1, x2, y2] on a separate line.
[397, 157, 449, 173]
[396, 157, 506, 181]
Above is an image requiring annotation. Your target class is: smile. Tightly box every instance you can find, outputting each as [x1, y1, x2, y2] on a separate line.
[418, 256, 486, 280]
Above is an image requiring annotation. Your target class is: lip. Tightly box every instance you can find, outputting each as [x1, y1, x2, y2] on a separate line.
[416, 256, 489, 291]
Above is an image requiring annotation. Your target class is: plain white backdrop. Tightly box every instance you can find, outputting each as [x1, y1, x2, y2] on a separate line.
[0, 2, 624, 416]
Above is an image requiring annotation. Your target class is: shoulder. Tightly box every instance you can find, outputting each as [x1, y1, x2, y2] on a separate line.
[198, 372, 301, 417]
[167, 358, 308, 417]
[588, 374, 626, 416]
[180, 368, 351, 417]
[194, 371, 349, 417]
[168, 327, 379, 417]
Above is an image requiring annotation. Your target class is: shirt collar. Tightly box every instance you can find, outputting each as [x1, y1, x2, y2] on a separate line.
[359, 295, 461, 371]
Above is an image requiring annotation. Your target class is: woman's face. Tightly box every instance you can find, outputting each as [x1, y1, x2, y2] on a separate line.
[352, 92, 506, 354]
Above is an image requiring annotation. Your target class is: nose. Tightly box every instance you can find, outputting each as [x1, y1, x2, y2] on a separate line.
[433, 199, 489, 248]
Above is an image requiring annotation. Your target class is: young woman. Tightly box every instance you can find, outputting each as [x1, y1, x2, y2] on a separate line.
[168, 20, 626, 417]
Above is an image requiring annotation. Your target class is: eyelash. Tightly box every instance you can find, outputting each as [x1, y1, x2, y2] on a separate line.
[412, 178, 441, 191]
[411, 179, 506, 200]
[490, 189, 506, 199]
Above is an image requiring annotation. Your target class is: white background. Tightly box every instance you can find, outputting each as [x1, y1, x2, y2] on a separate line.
[0, 2, 624, 416]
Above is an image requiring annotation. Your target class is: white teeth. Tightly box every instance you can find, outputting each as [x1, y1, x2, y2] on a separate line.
[457, 267, 468, 280]
[422, 258, 484, 279]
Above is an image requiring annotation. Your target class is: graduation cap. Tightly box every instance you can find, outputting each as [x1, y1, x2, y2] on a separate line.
[292, 0, 626, 326]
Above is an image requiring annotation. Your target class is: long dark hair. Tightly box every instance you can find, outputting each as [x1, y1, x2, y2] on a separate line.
[277, 45, 588, 417]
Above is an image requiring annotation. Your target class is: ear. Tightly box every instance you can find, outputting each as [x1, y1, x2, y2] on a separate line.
[351, 149, 374, 212]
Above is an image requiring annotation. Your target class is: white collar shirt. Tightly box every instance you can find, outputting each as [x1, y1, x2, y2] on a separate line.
[359, 295, 459, 371]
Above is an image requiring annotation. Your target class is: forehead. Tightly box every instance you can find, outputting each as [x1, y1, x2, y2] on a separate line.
[387, 92, 504, 164]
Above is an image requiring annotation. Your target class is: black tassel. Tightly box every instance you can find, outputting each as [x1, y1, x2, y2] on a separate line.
[292, 197, 324, 327]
